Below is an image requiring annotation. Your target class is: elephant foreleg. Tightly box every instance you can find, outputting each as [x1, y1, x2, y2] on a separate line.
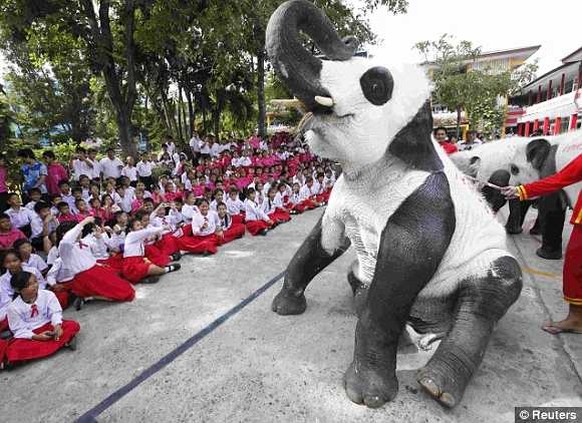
[344, 173, 455, 408]
[417, 256, 522, 408]
[272, 215, 350, 315]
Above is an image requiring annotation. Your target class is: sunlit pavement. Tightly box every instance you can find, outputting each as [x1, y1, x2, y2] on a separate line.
[2, 205, 581, 423]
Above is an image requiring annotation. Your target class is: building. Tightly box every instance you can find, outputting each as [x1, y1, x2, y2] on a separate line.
[422, 45, 540, 139]
[509, 46, 582, 136]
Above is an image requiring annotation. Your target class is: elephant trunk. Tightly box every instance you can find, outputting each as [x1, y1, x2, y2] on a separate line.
[265, 0, 357, 112]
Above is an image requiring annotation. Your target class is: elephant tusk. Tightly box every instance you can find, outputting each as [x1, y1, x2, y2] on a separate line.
[314, 96, 334, 107]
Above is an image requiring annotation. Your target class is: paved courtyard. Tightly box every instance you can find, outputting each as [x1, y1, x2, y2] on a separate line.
[2, 206, 582, 423]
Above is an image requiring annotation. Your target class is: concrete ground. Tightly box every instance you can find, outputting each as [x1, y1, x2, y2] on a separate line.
[1, 205, 582, 423]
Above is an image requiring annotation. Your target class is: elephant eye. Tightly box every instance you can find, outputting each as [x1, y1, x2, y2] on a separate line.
[510, 164, 519, 175]
[360, 66, 393, 106]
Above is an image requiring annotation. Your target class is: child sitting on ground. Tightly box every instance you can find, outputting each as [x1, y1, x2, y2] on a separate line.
[3, 271, 80, 367]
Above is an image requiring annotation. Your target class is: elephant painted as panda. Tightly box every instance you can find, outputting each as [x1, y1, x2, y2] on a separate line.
[266, 0, 522, 409]
[450, 135, 569, 259]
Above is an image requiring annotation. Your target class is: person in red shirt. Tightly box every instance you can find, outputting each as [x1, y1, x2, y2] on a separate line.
[502, 153, 582, 334]
[434, 126, 458, 155]
[0, 213, 26, 250]
[42, 151, 69, 196]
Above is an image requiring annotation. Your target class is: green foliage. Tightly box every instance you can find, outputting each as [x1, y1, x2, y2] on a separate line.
[415, 34, 534, 136]
[0, 0, 409, 150]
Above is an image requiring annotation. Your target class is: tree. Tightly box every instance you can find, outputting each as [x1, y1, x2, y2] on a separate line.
[241, 0, 409, 139]
[415, 34, 537, 138]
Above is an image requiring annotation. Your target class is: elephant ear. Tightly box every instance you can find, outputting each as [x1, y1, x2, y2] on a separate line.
[525, 138, 551, 171]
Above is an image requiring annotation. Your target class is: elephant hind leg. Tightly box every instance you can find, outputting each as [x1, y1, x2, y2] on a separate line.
[417, 256, 522, 408]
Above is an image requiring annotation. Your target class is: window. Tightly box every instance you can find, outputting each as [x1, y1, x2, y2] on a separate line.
[560, 117, 570, 133]
[565, 79, 574, 93]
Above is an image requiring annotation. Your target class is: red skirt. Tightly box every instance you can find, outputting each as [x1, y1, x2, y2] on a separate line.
[219, 224, 246, 244]
[52, 288, 71, 310]
[155, 233, 180, 256]
[315, 192, 330, 203]
[232, 214, 245, 225]
[564, 225, 582, 305]
[271, 208, 291, 223]
[71, 265, 135, 301]
[301, 199, 317, 210]
[98, 254, 124, 273]
[122, 256, 155, 283]
[5, 320, 80, 363]
[246, 220, 270, 236]
[177, 234, 219, 254]
[0, 339, 7, 363]
[288, 203, 305, 214]
[145, 244, 170, 267]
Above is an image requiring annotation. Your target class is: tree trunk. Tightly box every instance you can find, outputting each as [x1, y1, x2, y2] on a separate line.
[177, 90, 184, 143]
[180, 89, 188, 142]
[213, 92, 223, 142]
[116, 106, 137, 158]
[456, 107, 462, 140]
[257, 47, 267, 139]
[186, 90, 194, 136]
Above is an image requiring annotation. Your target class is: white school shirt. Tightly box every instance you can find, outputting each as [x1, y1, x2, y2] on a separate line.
[209, 144, 221, 158]
[7, 290, 62, 339]
[0, 283, 11, 322]
[239, 157, 252, 167]
[189, 136, 201, 152]
[273, 193, 285, 208]
[217, 213, 233, 231]
[191, 211, 220, 236]
[312, 181, 323, 195]
[89, 160, 101, 179]
[25, 200, 37, 211]
[30, 213, 58, 239]
[149, 213, 181, 235]
[81, 187, 91, 201]
[231, 157, 241, 167]
[181, 204, 200, 223]
[261, 198, 277, 215]
[6, 207, 35, 229]
[46, 257, 75, 286]
[299, 185, 315, 199]
[100, 157, 123, 179]
[323, 174, 335, 189]
[105, 231, 125, 252]
[288, 192, 303, 205]
[72, 159, 94, 181]
[123, 227, 163, 258]
[244, 199, 269, 222]
[23, 254, 48, 274]
[225, 198, 244, 215]
[0, 266, 47, 304]
[122, 165, 138, 182]
[199, 141, 211, 155]
[46, 246, 59, 266]
[58, 223, 97, 275]
[116, 190, 134, 213]
[137, 161, 153, 177]
[82, 233, 109, 260]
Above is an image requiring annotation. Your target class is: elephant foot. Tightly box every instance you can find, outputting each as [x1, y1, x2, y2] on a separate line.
[535, 247, 562, 260]
[417, 367, 460, 408]
[344, 360, 398, 408]
[271, 290, 307, 315]
[505, 226, 523, 235]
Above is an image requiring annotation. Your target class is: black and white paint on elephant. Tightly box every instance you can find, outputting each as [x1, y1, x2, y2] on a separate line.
[266, 0, 523, 409]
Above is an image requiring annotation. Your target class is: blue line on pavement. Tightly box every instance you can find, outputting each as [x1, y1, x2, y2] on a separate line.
[75, 270, 286, 423]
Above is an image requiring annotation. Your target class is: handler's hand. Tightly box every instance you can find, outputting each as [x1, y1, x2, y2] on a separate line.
[501, 186, 519, 200]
